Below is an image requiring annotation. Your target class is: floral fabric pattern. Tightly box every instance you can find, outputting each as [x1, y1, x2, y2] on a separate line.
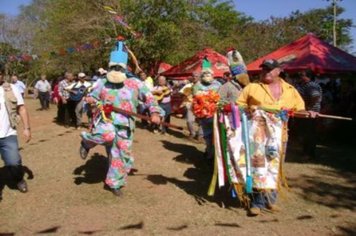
[81, 77, 162, 189]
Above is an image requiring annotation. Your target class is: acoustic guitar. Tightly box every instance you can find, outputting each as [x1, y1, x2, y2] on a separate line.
[153, 86, 171, 102]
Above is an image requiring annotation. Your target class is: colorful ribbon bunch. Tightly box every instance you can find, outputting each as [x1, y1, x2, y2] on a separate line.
[97, 102, 114, 122]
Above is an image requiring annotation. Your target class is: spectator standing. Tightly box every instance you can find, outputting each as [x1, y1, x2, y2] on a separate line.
[151, 76, 172, 134]
[34, 74, 51, 110]
[58, 72, 74, 127]
[297, 69, 322, 160]
[0, 74, 31, 196]
[65, 72, 92, 129]
[179, 72, 203, 140]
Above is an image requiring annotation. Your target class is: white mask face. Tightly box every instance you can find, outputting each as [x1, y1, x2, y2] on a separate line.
[107, 70, 127, 84]
[201, 72, 214, 83]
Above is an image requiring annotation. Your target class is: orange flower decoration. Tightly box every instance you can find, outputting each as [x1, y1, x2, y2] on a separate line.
[192, 91, 220, 118]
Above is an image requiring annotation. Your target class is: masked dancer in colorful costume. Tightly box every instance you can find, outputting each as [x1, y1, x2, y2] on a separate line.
[79, 40, 162, 197]
[192, 59, 221, 160]
[209, 59, 318, 216]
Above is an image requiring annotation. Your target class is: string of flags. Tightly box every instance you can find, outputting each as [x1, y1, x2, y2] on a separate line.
[0, 38, 109, 63]
[0, 54, 38, 63]
[0, 6, 140, 63]
[105, 6, 141, 38]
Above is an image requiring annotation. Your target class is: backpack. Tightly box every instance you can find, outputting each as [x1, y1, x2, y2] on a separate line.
[2, 82, 20, 129]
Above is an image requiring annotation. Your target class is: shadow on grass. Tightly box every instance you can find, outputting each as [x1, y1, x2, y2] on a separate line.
[73, 153, 108, 185]
[338, 225, 356, 236]
[36, 226, 60, 234]
[146, 140, 240, 209]
[119, 221, 144, 230]
[288, 167, 356, 210]
[0, 165, 34, 201]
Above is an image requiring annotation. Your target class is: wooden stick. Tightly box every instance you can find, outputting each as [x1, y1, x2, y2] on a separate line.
[111, 106, 185, 131]
[242, 106, 353, 121]
[294, 111, 352, 121]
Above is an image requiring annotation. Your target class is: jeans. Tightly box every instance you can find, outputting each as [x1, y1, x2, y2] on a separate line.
[250, 190, 277, 209]
[0, 135, 24, 182]
[159, 102, 171, 133]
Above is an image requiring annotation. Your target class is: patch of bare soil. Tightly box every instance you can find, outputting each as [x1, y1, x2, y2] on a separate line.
[0, 99, 355, 235]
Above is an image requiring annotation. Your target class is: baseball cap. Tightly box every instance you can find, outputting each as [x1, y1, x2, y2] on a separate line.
[78, 72, 86, 78]
[259, 59, 280, 70]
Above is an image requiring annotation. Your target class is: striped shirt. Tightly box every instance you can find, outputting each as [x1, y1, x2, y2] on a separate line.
[58, 79, 72, 99]
[298, 81, 322, 112]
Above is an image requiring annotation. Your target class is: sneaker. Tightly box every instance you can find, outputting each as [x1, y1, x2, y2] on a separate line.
[17, 180, 28, 193]
[248, 207, 261, 216]
[112, 188, 123, 197]
[79, 143, 89, 160]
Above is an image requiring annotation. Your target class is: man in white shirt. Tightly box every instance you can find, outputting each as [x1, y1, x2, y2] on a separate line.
[0, 74, 31, 198]
[34, 74, 51, 110]
[11, 75, 26, 97]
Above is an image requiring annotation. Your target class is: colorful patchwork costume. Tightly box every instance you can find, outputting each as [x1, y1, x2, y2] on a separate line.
[80, 41, 162, 192]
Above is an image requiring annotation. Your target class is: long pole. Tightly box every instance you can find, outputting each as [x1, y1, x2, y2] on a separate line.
[333, 0, 337, 46]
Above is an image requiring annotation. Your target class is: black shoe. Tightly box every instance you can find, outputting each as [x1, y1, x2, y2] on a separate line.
[112, 188, 123, 197]
[17, 180, 28, 193]
[79, 143, 89, 160]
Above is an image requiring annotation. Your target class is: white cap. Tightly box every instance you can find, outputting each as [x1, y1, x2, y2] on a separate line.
[78, 72, 86, 78]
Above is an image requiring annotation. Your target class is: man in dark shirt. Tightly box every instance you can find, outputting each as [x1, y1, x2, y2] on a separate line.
[297, 69, 322, 160]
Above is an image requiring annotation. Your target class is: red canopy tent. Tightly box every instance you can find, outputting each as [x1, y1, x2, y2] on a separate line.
[162, 48, 230, 79]
[149, 62, 172, 76]
[157, 62, 172, 74]
[247, 33, 356, 75]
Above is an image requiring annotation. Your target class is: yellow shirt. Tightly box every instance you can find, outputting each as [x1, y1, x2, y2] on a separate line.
[237, 78, 305, 111]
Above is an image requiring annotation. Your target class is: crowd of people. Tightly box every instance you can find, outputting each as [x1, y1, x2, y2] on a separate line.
[1, 42, 355, 218]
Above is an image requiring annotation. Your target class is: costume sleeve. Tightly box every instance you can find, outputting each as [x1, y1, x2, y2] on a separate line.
[236, 84, 251, 106]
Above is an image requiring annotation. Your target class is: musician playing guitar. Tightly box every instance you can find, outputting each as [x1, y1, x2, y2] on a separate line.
[65, 72, 92, 129]
[151, 76, 172, 134]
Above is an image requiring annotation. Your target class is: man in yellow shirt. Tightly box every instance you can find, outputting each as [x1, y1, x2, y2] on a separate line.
[237, 59, 317, 216]
[238, 60, 305, 111]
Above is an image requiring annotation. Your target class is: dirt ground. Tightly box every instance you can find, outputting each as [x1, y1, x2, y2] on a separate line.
[0, 99, 356, 236]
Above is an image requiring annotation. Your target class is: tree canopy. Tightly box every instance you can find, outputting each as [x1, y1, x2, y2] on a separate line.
[0, 0, 354, 80]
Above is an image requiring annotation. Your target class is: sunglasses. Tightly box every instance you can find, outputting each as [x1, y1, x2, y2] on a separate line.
[109, 65, 126, 72]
